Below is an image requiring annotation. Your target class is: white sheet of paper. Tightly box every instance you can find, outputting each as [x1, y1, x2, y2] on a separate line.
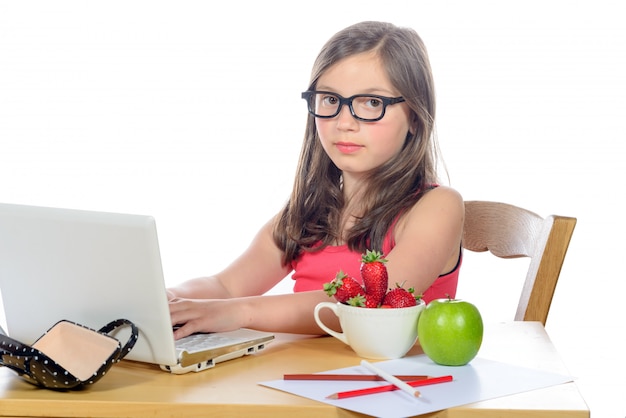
[259, 355, 574, 418]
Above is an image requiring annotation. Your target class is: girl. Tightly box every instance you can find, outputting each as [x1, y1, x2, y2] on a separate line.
[168, 21, 464, 339]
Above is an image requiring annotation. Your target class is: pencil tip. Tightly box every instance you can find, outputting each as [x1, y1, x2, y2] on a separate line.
[414, 391, 421, 397]
[327, 394, 338, 399]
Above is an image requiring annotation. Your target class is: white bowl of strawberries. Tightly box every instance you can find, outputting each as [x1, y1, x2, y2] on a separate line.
[314, 250, 425, 359]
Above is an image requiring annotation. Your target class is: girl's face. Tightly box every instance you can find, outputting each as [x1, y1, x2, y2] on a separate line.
[315, 51, 412, 182]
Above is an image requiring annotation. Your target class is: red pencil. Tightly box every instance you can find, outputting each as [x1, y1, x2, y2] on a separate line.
[283, 374, 429, 381]
[326, 375, 453, 399]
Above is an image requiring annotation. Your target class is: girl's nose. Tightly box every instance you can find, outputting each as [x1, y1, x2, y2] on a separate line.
[335, 104, 359, 130]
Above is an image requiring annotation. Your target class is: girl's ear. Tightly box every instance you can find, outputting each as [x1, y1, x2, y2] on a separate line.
[409, 116, 419, 136]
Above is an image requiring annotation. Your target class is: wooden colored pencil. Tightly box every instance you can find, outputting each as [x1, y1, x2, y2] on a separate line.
[326, 375, 454, 399]
[283, 373, 429, 381]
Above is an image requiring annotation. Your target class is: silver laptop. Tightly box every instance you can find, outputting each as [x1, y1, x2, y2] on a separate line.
[0, 202, 274, 374]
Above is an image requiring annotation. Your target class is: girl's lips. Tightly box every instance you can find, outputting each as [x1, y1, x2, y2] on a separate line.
[335, 142, 363, 154]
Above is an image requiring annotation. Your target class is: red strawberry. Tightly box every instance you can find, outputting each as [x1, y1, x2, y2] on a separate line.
[382, 283, 420, 308]
[347, 293, 380, 308]
[360, 250, 389, 307]
[323, 270, 364, 304]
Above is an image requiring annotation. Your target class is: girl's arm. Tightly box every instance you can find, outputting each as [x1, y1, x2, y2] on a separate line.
[168, 216, 291, 300]
[386, 186, 465, 295]
[168, 216, 341, 338]
[170, 290, 336, 338]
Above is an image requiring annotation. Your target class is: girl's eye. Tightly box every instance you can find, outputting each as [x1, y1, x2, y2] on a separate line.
[322, 95, 338, 106]
[366, 98, 382, 108]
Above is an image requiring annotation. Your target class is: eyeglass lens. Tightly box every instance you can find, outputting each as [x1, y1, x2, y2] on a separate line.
[311, 92, 387, 121]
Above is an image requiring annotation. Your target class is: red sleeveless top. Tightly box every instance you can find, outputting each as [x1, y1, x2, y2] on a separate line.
[290, 236, 461, 304]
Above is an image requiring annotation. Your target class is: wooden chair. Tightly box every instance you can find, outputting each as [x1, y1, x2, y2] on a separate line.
[462, 201, 577, 325]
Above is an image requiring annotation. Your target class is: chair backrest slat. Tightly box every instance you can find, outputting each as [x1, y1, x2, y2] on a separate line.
[463, 201, 576, 325]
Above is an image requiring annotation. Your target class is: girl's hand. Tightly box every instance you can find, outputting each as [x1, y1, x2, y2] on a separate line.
[169, 297, 248, 340]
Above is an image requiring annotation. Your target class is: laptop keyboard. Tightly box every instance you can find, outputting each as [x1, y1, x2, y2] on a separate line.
[175, 332, 237, 354]
[163, 328, 274, 374]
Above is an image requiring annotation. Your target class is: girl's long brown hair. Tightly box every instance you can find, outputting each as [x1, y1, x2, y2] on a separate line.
[274, 21, 440, 265]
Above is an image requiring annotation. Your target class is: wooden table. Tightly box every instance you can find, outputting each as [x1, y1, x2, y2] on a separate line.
[0, 322, 589, 417]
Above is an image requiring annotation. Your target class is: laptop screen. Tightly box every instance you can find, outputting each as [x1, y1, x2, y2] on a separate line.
[0, 202, 180, 366]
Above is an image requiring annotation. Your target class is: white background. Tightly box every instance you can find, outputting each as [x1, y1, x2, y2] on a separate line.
[1, 1, 624, 416]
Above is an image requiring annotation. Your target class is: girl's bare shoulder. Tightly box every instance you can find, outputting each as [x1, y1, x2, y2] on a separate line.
[416, 185, 464, 212]
[396, 185, 464, 235]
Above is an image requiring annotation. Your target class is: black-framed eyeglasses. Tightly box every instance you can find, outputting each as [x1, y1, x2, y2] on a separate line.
[301, 90, 406, 122]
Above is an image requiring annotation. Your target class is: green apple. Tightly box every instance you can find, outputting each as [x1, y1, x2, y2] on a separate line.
[417, 298, 483, 366]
